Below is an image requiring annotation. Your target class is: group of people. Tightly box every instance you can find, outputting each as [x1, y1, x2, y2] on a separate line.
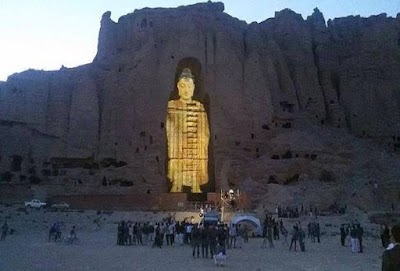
[116, 221, 155, 246]
[48, 222, 63, 242]
[115, 218, 231, 266]
[262, 214, 326, 253]
[262, 216, 285, 248]
[339, 222, 364, 253]
[307, 221, 321, 243]
[289, 225, 306, 252]
[48, 222, 77, 243]
[276, 204, 321, 219]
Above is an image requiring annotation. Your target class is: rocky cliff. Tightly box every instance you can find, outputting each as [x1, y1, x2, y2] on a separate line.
[0, 2, 399, 209]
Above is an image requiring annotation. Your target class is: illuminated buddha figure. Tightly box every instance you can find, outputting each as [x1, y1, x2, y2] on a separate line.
[166, 68, 210, 193]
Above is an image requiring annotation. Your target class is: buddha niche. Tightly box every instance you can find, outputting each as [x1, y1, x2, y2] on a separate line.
[166, 68, 210, 193]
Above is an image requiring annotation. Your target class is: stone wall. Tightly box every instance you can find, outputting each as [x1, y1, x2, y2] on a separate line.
[0, 2, 400, 208]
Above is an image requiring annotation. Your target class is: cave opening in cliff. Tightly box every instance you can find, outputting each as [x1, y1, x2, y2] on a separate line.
[165, 57, 215, 194]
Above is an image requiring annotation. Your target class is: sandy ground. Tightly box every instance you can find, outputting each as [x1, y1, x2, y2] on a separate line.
[0, 205, 384, 271]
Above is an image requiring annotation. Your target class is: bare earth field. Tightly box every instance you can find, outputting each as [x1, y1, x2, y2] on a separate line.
[0, 205, 384, 271]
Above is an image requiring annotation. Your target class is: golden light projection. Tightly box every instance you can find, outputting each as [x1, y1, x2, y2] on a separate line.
[166, 68, 210, 193]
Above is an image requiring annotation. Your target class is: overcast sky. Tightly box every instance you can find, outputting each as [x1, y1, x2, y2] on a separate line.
[0, 0, 399, 81]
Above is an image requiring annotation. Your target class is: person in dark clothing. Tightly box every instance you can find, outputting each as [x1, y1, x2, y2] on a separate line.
[357, 224, 364, 253]
[273, 223, 279, 240]
[201, 225, 209, 258]
[217, 224, 227, 247]
[382, 224, 400, 271]
[381, 224, 390, 248]
[350, 225, 359, 253]
[208, 224, 218, 257]
[289, 226, 298, 251]
[1, 221, 8, 241]
[192, 224, 201, 257]
[299, 227, 306, 252]
[153, 224, 162, 248]
[117, 221, 125, 245]
[267, 225, 274, 248]
[340, 224, 347, 246]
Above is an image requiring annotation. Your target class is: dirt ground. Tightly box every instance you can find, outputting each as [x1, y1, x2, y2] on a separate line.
[0, 205, 385, 271]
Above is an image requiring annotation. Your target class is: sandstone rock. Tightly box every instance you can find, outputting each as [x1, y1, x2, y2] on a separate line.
[0, 2, 399, 210]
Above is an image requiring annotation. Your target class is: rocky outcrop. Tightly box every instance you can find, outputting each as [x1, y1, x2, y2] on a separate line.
[0, 2, 399, 208]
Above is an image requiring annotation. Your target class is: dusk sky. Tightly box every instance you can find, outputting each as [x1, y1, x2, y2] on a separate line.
[0, 0, 399, 81]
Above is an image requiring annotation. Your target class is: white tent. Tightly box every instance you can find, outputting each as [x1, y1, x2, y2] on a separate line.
[230, 214, 262, 236]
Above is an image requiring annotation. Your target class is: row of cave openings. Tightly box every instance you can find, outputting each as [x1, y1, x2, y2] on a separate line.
[0, 155, 128, 185]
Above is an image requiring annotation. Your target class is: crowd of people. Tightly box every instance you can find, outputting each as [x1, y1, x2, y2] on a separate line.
[55, 215, 400, 269]
[114, 217, 257, 266]
[276, 204, 321, 219]
[339, 222, 364, 253]
[2, 207, 399, 269]
[111, 211, 399, 268]
[276, 203, 347, 219]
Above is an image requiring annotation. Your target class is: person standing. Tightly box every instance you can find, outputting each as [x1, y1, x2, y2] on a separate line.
[381, 224, 390, 248]
[229, 223, 237, 249]
[382, 224, 400, 271]
[128, 223, 133, 245]
[201, 225, 209, 258]
[340, 224, 347, 246]
[289, 226, 298, 251]
[281, 226, 289, 246]
[356, 224, 364, 253]
[1, 221, 8, 240]
[166, 222, 174, 245]
[273, 222, 279, 240]
[208, 224, 218, 257]
[178, 221, 185, 246]
[350, 225, 359, 253]
[299, 227, 306, 252]
[243, 224, 249, 243]
[153, 224, 162, 248]
[267, 225, 274, 248]
[148, 222, 155, 243]
[310, 223, 316, 243]
[192, 224, 201, 257]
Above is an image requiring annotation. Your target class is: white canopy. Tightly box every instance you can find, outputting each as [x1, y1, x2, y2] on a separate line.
[230, 214, 262, 236]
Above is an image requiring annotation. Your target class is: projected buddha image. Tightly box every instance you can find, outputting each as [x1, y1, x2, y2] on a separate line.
[166, 68, 210, 193]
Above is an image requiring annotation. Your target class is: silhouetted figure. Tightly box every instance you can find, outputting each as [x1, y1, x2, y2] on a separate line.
[340, 224, 347, 246]
[381, 224, 390, 248]
[357, 224, 364, 253]
[299, 227, 306, 252]
[1, 221, 8, 240]
[102, 176, 107, 186]
[289, 226, 298, 251]
[382, 224, 400, 271]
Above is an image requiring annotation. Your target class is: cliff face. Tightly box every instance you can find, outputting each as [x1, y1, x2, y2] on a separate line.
[0, 2, 399, 206]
